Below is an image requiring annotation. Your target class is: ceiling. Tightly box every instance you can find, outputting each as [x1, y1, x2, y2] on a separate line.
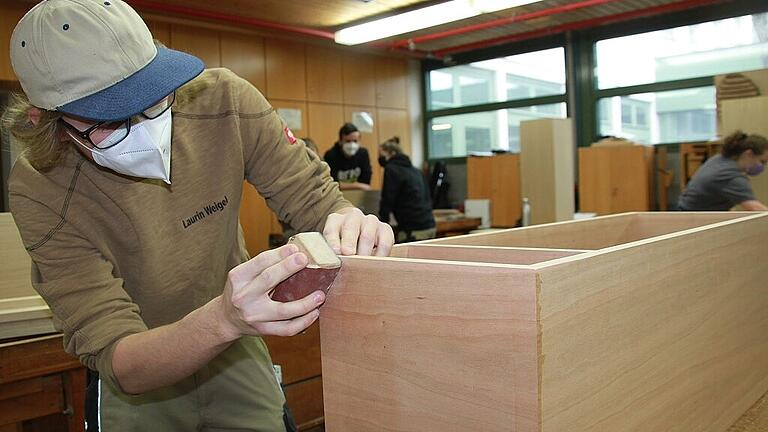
[124, 0, 735, 57]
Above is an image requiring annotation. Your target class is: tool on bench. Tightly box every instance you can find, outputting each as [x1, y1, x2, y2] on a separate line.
[270, 232, 341, 303]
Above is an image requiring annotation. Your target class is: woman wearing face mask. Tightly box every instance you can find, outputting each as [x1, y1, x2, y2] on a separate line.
[678, 131, 768, 211]
[378, 137, 436, 242]
[323, 122, 373, 191]
[1, 1, 394, 431]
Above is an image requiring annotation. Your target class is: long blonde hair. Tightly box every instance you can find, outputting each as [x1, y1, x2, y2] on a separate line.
[1, 92, 65, 171]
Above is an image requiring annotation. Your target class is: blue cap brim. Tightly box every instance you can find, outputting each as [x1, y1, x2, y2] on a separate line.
[57, 47, 205, 122]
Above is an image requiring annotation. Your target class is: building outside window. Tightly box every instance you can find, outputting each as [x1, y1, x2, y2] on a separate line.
[595, 12, 768, 144]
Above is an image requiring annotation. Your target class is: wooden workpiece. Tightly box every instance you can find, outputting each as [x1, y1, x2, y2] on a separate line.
[319, 212, 768, 431]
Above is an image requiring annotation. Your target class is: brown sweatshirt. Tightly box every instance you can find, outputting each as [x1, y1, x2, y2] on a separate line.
[9, 68, 350, 393]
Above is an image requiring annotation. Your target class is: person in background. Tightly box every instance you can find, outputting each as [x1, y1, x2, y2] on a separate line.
[1, 1, 393, 431]
[323, 122, 372, 191]
[378, 136, 437, 242]
[678, 131, 768, 211]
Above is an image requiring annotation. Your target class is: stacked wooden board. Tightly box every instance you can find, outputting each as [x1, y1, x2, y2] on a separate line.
[319, 212, 768, 431]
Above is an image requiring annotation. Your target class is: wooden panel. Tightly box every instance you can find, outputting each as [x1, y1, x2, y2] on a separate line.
[0, 376, 63, 425]
[0, 335, 81, 384]
[342, 53, 376, 106]
[306, 46, 342, 104]
[0, 3, 28, 82]
[421, 212, 746, 249]
[263, 321, 321, 386]
[393, 244, 585, 265]
[520, 118, 574, 225]
[467, 155, 521, 227]
[466, 157, 493, 199]
[284, 376, 324, 431]
[144, 19, 171, 47]
[374, 57, 408, 109]
[377, 108, 411, 156]
[537, 213, 768, 431]
[220, 32, 266, 91]
[343, 106, 380, 189]
[239, 183, 273, 256]
[578, 146, 653, 215]
[721, 96, 768, 206]
[265, 38, 306, 101]
[169, 24, 220, 68]
[308, 103, 344, 158]
[0, 214, 34, 300]
[320, 257, 539, 430]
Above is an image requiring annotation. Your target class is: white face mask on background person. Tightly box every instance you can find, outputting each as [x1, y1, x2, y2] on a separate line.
[342, 141, 360, 157]
[75, 109, 173, 184]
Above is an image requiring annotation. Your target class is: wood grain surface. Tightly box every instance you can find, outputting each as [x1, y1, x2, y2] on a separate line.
[537, 212, 768, 431]
[320, 256, 540, 431]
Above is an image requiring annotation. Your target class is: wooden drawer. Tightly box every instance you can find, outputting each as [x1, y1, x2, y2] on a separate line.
[0, 375, 64, 425]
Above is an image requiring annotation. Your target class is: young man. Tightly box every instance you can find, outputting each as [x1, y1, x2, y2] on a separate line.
[3, 0, 393, 430]
[323, 122, 373, 191]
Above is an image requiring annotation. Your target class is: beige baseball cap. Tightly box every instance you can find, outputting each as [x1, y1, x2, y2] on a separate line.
[10, 0, 204, 121]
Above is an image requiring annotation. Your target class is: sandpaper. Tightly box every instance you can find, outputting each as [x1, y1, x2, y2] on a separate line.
[271, 232, 341, 303]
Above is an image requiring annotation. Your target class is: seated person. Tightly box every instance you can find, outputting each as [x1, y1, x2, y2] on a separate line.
[378, 137, 436, 242]
[323, 123, 372, 190]
[678, 131, 768, 211]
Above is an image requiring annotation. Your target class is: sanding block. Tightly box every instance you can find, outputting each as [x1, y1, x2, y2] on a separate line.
[270, 232, 341, 302]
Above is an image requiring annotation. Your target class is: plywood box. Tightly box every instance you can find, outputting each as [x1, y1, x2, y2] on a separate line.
[320, 211, 768, 431]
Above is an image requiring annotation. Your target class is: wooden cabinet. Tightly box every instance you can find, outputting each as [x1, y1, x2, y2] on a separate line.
[264, 323, 324, 430]
[467, 154, 521, 227]
[265, 39, 306, 101]
[320, 211, 768, 431]
[578, 145, 653, 215]
[520, 118, 574, 225]
[0, 335, 86, 432]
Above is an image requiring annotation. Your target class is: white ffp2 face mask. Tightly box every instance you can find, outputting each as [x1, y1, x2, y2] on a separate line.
[342, 141, 360, 157]
[86, 109, 173, 184]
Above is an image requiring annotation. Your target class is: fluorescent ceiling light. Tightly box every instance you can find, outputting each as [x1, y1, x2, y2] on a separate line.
[431, 123, 453, 131]
[335, 0, 543, 45]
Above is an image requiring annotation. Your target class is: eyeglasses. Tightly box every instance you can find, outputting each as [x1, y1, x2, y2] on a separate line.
[61, 92, 175, 150]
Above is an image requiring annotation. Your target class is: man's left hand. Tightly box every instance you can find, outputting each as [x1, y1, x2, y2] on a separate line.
[323, 207, 394, 257]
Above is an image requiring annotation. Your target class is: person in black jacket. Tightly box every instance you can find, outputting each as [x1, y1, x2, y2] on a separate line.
[378, 137, 436, 242]
[323, 123, 372, 190]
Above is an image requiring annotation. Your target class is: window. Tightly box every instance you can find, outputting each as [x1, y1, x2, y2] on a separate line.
[428, 47, 566, 110]
[598, 87, 716, 144]
[596, 12, 768, 89]
[428, 103, 567, 157]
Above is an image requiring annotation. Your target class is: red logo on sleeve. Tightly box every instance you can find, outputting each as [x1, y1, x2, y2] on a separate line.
[284, 126, 297, 144]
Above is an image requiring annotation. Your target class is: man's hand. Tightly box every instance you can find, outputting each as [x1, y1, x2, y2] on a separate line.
[219, 244, 326, 340]
[323, 207, 394, 257]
